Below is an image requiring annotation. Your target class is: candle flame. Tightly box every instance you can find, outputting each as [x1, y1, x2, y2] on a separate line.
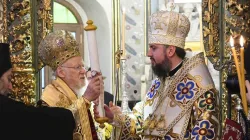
[240, 35, 244, 48]
[230, 36, 234, 47]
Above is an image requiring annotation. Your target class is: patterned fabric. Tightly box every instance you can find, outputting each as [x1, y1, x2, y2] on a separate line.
[146, 79, 160, 99]
[222, 119, 243, 140]
[145, 79, 161, 106]
[119, 115, 141, 140]
[148, 11, 190, 48]
[185, 90, 220, 140]
[192, 120, 215, 139]
[175, 77, 198, 104]
[87, 109, 98, 140]
[111, 102, 143, 140]
[198, 92, 216, 111]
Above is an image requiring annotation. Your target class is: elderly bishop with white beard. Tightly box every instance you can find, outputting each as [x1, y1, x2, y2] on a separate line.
[38, 30, 103, 140]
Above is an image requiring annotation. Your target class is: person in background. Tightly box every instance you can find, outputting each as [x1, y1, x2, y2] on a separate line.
[0, 43, 75, 140]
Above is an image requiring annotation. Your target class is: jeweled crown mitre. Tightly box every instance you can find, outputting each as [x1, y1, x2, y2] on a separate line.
[149, 11, 190, 48]
[38, 30, 81, 70]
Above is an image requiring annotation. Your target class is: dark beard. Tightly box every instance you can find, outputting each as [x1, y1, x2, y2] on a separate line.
[151, 57, 171, 79]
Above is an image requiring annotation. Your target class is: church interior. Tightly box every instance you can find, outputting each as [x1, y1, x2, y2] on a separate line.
[1, 0, 250, 139]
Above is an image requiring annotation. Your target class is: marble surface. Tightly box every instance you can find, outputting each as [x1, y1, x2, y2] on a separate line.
[120, 0, 145, 100]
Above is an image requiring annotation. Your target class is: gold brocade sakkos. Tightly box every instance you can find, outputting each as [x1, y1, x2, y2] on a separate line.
[37, 30, 93, 140]
[41, 78, 93, 140]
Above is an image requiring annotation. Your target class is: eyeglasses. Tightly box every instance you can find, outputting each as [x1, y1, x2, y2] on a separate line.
[61, 65, 86, 71]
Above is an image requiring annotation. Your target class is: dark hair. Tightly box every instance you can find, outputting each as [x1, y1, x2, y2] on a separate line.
[164, 45, 186, 59]
[175, 47, 186, 59]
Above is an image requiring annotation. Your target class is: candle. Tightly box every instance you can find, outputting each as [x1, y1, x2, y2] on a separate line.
[88, 31, 100, 72]
[240, 35, 248, 115]
[113, 69, 119, 104]
[122, 7, 126, 57]
[84, 20, 104, 118]
[230, 36, 243, 104]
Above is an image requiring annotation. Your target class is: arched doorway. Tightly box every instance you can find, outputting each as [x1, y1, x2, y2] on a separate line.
[41, 1, 83, 92]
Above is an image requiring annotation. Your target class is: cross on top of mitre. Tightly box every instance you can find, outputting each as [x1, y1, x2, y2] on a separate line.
[166, 0, 176, 12]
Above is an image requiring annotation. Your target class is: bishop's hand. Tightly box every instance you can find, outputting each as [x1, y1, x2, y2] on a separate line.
[94, 101, 121, 123]
[108, 101, 122, 115]
[83, 74, 103, 101]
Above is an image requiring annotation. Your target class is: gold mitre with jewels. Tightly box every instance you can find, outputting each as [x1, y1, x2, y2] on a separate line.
[38, 30, 81, 70]
[149, 11, 190, 48]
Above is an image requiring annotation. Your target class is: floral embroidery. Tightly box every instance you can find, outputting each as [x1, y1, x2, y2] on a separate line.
[176, 80, 196, 102]
[184, 130, 190, 139]
[146, 79, 161, 99]
[164, 135, 172, 140]
[199, 92, 215, 111]
[56, 37, 65, 47]
[191, 120, 215, 140]
[56, 94, 71, 108]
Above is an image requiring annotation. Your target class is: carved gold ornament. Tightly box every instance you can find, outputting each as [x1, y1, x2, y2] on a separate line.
[3, 0, 53, 104]
[202, 0, 250, 127]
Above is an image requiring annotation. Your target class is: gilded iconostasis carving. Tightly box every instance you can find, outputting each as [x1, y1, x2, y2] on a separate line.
[0, 0, 4, 41]
[224, 0, 250, 122]
[6, 0, 35, 104]
[202, 0, 250, 125]
[1, 0, 53, 104]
